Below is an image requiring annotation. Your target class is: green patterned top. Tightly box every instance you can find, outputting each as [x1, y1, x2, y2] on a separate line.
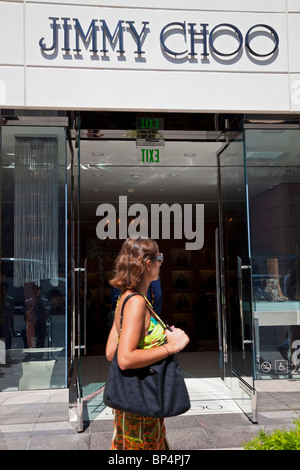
[138, 315, 166, 349]
[116, 292, 167, 350]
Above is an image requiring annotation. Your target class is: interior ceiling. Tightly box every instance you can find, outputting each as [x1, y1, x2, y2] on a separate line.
[75, 111, 235, 223]
[77, 135, 223, 223]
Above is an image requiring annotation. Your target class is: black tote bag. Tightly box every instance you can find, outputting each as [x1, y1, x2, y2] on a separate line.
[103, 294, 190, 418]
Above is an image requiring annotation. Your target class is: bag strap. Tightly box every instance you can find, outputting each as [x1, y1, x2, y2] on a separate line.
[140, 293, 170, 330]
[119, 291, 171, 332]
[119, 293, 139, 331]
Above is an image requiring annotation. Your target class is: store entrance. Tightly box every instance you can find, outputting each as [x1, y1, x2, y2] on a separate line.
[68, 111, 227, 429]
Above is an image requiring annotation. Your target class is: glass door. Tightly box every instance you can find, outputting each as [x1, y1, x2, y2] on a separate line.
[218, 126, 257, 422]
[245, 124, 300, 384]
[68, 113, 224, 429]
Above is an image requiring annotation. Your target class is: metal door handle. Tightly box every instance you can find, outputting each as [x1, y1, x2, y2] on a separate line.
[237, 257, 252, 352]
[73, 259, 87, 355]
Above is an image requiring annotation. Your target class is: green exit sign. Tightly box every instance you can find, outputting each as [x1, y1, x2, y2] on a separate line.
[136, 117, 163, 130]
[140, 148, 160, 163]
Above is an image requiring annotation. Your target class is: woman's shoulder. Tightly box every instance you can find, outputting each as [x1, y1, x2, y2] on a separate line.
[120, 290, 145, 307]
[119, 291, 147, 325]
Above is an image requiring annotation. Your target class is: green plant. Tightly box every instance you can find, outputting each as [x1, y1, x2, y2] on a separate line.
[244, 419, 300, 450]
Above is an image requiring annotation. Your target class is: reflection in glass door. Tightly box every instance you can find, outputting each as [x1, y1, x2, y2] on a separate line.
[218, 128, 257, 422]
[0, 120, 67, 392]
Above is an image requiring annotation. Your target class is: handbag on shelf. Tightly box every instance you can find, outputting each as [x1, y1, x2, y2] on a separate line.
[175, 273, 190, 289]
[103, 293, 191, 418]
[175, 294, 190, 309]
[176, 251, 188, 266]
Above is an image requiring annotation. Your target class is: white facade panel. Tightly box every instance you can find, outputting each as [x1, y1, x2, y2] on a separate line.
[0, 1, 298, 112]
[288, 14, 300, 73]
[290, 75, 300, 111]
[26, 6, 288, 73]
[0, 67, 24, 106]
[288, 0, 300, 13]
[24, 0, 287, 13]
[0, 2, 23, 65]
[26, 67, 290, 113]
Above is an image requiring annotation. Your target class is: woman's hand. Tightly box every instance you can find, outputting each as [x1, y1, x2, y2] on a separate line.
[165, 327, 189, 354]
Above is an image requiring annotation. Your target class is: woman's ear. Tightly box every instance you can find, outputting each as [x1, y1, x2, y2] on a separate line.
[145, 259, 152, 272]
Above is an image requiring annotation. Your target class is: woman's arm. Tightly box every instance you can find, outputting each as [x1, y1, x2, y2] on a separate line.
[105, 320, 119, 361]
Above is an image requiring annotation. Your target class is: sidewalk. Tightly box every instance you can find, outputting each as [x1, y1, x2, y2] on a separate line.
[0, 381, 299, 450]
[0, 352, 299, 450]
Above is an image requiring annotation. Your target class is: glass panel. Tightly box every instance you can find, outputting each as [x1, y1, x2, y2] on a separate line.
[246, 129, 300, 380]
[0, 126, 67, 391]
[219, 133, 256, 419]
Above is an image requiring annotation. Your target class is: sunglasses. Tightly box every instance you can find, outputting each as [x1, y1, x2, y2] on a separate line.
[150, 253, 164, 263]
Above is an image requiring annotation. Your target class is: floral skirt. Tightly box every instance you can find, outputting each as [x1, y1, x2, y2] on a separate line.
[111, 410, 170, 450]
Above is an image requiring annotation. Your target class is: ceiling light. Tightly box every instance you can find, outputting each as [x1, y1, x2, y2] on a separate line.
[127, 188, 135, 193]
[247, 151, 283, 159]
[184, 153, 197, 157]
[131, 173, 141, 179]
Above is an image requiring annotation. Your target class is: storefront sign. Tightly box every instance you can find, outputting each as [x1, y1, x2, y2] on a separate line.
[39, 18, 279, 62]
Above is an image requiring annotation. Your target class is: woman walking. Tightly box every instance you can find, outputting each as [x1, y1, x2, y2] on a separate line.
[105, 237, 189, 450]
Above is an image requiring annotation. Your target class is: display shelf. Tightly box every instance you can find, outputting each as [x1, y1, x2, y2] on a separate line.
[254, 300, 300, 312]
[254, 307, 300, 326]
[168, 243, 218, 350]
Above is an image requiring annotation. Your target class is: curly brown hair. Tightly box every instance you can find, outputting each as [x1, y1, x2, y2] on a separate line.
[109, 238, 158, 291]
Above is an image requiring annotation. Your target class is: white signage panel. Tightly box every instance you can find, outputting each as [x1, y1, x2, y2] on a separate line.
[0, 1, 299, 112]
[25, 5, 288, 73]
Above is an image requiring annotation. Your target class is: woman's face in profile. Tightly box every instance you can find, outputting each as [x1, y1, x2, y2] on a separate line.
[148, 251, 163, 281]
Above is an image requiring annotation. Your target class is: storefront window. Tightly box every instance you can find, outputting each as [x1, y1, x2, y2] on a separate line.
[246, 128, 300, 379]
[0, 125, 67, 390]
